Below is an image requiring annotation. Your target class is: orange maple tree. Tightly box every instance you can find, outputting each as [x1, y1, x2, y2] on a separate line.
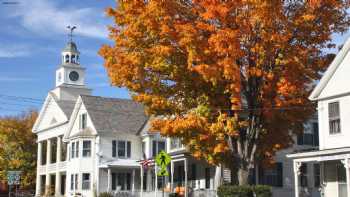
[100, 0, 350, 185]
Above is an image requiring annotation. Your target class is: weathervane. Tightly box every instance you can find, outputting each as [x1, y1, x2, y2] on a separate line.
[66, 25, 77, 42]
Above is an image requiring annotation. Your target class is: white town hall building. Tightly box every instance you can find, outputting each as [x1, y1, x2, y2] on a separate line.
[32, 40, 219, 197]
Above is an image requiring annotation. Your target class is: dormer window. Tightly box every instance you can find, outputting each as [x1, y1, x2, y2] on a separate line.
[79, 113, 87, 130]
[329, 102, 341, 134]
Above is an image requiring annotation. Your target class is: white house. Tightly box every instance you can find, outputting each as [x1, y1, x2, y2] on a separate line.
[288, 37, 350, 197]
[33, 40, 219, 197]
[258, 119, 320, 197]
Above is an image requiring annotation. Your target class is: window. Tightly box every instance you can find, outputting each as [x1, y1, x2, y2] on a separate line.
[75, 141, 79, 158]
[112, 140, 131, 158]
[65, 55, 69, 63]
[259, 163, 283, 187]
[152, 141, 166, 157]
[118, 141, 126, 157]
[297, 123, 319, 146]
[79, 113, 87, 130]
[71, 174, 78, 190]
[314, 164, 320, 187]
[329, 102, 341, 134]
[170, 138, 184, 150]
[112, 173, 131, 191]
[82, 173, 90, 190]
[71, 142, 75, 159]
[300, 164, 308, 187]
[83, 141, 91, 157]
[205, 168, 210, 189]
[71, 55, 76, 63]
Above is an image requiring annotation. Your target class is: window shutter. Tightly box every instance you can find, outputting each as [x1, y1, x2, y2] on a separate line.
[112, 173, 116, 190]
[152, 141, 157, 157]
[112, 140, 116, 157]
[276, 162, 283, 187]
[313, 123, 319, 146]
[191, 164, 197, 180]
[258, 165, 265, 185]
[297, 133, 303, 145]
[127, 141, 131, 158]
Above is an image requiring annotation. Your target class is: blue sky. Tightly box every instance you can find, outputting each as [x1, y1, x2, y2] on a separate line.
[0, 0, 131, 116]
[0, 0, 349, 116]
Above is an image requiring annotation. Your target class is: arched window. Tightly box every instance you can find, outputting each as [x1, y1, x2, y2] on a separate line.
[71, 55, 76, 63]
[65, 55, 69, 63]
[76, 55, 79, 63]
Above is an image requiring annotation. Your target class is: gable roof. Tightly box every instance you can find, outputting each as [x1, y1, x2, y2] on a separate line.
[32, 92, 74, 133]
[56, 99, 76, 118]
[309, 37, 350, 100]
[80, 95, 148, 135]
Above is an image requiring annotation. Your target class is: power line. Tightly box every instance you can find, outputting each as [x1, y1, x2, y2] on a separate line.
[0, 93, 316, 113]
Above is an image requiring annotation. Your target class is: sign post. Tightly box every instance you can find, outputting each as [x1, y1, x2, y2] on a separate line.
[7, 171, 21, 197]
[155, 151, 171, 197]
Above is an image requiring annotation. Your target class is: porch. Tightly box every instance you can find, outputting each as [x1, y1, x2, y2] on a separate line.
[288, 147, 350, 197]
[139, 153, 218, 197]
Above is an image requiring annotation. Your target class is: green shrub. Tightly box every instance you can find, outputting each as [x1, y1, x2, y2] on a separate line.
[253, 185, 272, 197]
[218, 185, 253, 197]
[98, 192, 113, 197]
[169, 193, 178, 197]
[217, 185, 272, 197]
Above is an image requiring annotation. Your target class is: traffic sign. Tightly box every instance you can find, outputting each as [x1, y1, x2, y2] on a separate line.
[155, 151, 171, 177]
[7, 171, 21, 185]
[155, 151, 171, 167]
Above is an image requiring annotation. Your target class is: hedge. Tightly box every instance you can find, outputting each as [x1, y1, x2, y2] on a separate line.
[218, 185, 272, 197]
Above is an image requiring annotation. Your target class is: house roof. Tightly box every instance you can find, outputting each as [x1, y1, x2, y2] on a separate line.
[309, 37, 350, 100]
[80, 95, 148, 135]
[56, 99, 76, 118]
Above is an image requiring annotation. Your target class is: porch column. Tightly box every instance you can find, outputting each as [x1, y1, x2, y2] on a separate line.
[184, 158, 188, 197]
[147, 168, 152, 191]
[132, 169, 135, 193]
[170, 161, 174, 192]
[341, 158, 350, 197]
[107, 168, 112, 192]
[320, 162, 325, 196]
[35, 141, 43, 196]
[55, 137, 61, 196]
[45, 139, 52, 195]
[293, 161, 302, 197]
[55, 173, 61, 197]
[155, 165, 158, 197]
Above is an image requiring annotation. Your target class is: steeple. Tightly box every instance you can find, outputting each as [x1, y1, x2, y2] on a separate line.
[52, 26, 91, 101]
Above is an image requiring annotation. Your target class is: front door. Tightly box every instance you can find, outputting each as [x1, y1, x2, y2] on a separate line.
[337, 164, 347, 197]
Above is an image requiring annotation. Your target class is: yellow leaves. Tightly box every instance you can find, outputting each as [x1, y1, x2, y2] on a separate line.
[302, 14, 316, 21]
[214, 143, 228, 154]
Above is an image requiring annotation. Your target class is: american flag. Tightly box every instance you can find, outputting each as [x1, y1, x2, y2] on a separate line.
[141, 152, 151, 169]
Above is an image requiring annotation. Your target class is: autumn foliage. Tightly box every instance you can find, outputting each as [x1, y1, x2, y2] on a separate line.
[100, 0, 350, 184]
[0, 111, 38, 189]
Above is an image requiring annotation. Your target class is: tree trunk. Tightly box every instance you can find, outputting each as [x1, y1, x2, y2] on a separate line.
[238, 167, 249, 186]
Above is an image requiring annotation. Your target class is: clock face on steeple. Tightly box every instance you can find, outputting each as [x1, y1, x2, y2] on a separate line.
[69, 71, 79, 81]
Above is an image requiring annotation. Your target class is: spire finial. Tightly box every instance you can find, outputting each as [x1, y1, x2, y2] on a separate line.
[66, 25, 77, 42]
